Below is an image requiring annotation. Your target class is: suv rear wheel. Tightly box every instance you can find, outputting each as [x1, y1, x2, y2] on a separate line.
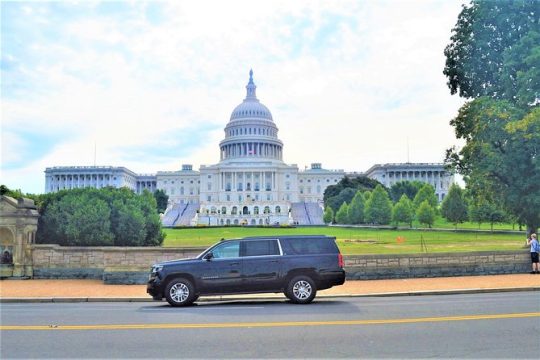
[165, 277, 196, 307]
[286, 275, 316, 304]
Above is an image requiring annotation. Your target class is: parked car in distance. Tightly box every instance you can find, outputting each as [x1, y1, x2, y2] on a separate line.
[147, 235, 345, 306]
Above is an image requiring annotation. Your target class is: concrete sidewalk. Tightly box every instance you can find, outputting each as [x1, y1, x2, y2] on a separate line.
[1, 274, 539, 303]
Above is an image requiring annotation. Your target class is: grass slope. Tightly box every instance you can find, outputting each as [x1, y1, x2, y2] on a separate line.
[163, 226, 526, 255]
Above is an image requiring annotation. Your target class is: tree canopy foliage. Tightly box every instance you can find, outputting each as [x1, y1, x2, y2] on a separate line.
[444, 0, 540, 234]
[416, 200, 436, 228]
[365, 185, 393, 225]
[153, 189, 169, 214]
[392, 194, 414, 227]
[335, 202, 350, 224]
[444, 0, 539, 102]
[441, 184, 469, 227]
[324, 176, 383, 212]
[413, 184, 438, 210]
[37, 187, 165, 246]
[347, 191, 366, 224]
[389, 181, 424, 203]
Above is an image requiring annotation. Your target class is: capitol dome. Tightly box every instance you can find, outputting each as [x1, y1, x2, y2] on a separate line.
[229, 69, 273, 121]
[219, 70, 283, 163]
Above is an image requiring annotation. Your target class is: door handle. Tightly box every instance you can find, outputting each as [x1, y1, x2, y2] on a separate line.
[230, 262, 239, 266]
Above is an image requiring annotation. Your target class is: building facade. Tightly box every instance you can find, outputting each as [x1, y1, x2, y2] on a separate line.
[44, 71, 453, 225]
[362, 163, 452, 202]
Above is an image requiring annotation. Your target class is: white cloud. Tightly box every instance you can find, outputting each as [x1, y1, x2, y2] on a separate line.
[1, 0, 467, 193]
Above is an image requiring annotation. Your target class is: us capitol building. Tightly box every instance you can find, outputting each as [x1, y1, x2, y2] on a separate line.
[45, 71, 453, 226]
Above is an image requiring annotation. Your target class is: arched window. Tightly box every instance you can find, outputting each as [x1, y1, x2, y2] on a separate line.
[221, 206, 227, 214]
[250, 219, 256, 225]
[254, 206, 259, 215]
[275, 206, 281, 214]
[211, 207, 217, 214]
[264, 206, 271, 214]
[231, 206, 238, 215]
[226, 219, 231, 225]
[242, 206, 249, 215]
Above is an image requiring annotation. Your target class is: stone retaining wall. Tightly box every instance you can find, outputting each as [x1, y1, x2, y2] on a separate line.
[344, 252, 530, 279]
[31, 244, 531, 284]
[32, 244, 206, 284]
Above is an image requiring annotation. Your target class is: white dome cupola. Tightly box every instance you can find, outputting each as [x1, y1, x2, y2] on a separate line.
[229, 69, 274, 121]
[219, 70, 283, 162]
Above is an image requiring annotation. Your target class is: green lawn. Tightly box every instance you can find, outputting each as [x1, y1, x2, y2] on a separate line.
[163, 226, 527, 255]
[426, 217, 521, 231]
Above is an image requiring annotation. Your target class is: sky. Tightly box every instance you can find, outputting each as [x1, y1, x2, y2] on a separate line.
[1, 0, 466, 194]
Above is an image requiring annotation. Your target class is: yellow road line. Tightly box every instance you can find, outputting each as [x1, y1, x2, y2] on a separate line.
[2, 312, 539, 331]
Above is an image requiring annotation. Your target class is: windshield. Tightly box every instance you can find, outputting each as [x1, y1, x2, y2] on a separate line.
[196, 240, 224, 259]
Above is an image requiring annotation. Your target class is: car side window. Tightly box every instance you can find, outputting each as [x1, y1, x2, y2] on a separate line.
[212, 241, 240, 259]
[281, 238, 336, 255]
[242, 240, 280, 257]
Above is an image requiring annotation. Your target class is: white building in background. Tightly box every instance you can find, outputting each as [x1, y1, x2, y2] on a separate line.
[44, 71, 453, 226]
[44, 166, 157, 194]
[362, 163, 452, 202]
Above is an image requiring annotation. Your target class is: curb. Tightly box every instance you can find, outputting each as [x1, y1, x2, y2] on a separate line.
[1, 287, 538, 303]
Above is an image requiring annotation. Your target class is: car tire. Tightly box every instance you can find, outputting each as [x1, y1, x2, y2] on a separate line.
[286, 275, 316, 304]
[165, 278, 196, 307]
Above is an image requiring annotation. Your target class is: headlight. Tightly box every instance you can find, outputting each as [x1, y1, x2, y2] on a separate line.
[151, 265, 163, 273]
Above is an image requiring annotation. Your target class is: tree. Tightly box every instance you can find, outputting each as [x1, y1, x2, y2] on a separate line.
[335, 202, 350, 224]
[323, 206, 334, 224]
[413, 184, 438, 210]
[469, 199, 507, 231]
[42, 192, 114, 246]
[153, 189, 169, 214]
[0, 185, 24, 199]
[392, 194, 414, 227]
[441, 184, 468, 228]
[444, 0, 540, 235]
[443, 0, 539, 101]
[326, 188, 356, 214]
[37, 187, 165, 246]
[389, 181, 424, 203]
[365, 185, 392, 225]
[446, 99, 540, 235]
[347, 191, 365, 224]
[416, 200, 436, 228]
[111, 199, 146, 246]
[324, 176, 384, 212]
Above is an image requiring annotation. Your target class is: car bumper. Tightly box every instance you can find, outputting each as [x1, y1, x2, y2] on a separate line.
[318, 269, 346, 289]
[147, 277, 164, 300]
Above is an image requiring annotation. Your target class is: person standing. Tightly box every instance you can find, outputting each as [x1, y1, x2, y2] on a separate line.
[526, 233, 539, 274]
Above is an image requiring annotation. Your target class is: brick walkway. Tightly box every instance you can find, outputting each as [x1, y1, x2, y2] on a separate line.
[1, 274, 539, 299]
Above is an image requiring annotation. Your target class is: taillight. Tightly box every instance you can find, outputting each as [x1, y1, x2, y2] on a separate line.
[338, 253, 344, 268]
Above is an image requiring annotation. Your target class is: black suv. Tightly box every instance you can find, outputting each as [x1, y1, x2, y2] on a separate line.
[147, 235, 345, 306]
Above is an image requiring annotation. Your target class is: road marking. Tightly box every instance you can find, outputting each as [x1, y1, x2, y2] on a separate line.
[2, 312, 539, 331]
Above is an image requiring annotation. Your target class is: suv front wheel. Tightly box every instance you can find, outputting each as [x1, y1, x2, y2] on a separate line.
[165, 277, 196, 307]
[286, 275, 316, 304]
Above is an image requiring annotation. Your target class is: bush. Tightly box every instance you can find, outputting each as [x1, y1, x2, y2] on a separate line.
[37, 187, 165, 246]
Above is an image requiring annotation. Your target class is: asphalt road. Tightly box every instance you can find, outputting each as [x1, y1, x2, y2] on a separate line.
[1, 292, 539, 359]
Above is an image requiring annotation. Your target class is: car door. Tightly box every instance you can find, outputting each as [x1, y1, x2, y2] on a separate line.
[240, 239, 282, 292]
[199, 241, 242, 293]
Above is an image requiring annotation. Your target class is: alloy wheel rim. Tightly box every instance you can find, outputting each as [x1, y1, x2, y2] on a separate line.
[292, 280, 312, 299]
[170, 283, 189, 303]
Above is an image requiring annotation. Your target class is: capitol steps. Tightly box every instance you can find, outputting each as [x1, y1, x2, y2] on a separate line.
[161, 203, 185, 227]
[305, 202, 325, 225]
[173, 203, 199, 226]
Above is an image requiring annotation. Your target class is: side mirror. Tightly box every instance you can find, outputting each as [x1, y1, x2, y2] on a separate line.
[203, 252, 214, 261]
